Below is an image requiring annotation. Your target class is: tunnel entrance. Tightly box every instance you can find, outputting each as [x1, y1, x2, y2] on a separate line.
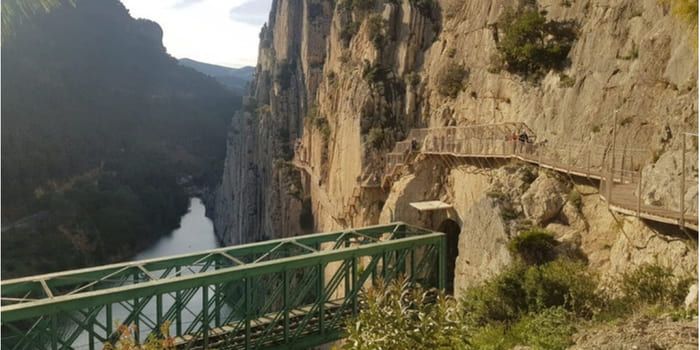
[437, 219, 460, 294]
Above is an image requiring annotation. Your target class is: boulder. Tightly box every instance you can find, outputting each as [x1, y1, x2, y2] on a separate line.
[520, 175, 567, 224]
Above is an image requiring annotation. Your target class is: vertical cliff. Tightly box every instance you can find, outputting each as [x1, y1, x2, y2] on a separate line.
[214, 0, 334, 244]
[215, 0, 697, 286]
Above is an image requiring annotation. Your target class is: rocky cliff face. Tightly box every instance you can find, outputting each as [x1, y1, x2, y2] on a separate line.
[215, 0, 697, 285]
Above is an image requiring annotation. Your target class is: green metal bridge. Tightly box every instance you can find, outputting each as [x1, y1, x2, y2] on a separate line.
[1, 223, 445, 350]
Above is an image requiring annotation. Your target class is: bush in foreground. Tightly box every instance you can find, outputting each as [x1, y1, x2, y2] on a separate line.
[343, 278, 469, 349]
[343, 260, 690, 350]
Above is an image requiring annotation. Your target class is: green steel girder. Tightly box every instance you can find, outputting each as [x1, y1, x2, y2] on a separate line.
[1, 222, 444, 350]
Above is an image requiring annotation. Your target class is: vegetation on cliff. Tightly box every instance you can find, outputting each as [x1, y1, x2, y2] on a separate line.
[661, 0, 699, 47]
[491, 2, 577, 79]
[344, 229, 695, 349]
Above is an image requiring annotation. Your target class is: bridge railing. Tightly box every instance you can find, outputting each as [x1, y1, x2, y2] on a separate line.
[1, 223, 445, 350]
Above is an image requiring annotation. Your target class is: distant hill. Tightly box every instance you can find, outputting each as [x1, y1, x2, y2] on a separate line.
[179, 58, 254, 94]
[1, 0, 238, 277]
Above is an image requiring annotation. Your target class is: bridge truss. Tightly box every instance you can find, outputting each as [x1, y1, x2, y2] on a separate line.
[1, 223, 445, 350]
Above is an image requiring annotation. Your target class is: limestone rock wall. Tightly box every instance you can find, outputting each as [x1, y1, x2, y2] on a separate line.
[215, 0, 697, 290]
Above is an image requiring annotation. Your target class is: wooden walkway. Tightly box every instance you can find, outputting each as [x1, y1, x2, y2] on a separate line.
[384, 124, 698, 231]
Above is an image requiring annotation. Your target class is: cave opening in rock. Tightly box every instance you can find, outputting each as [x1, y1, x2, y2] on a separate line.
[437, 219, 460, 294]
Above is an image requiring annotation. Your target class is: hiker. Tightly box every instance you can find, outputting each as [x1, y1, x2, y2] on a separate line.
[518, 130, 529, 144]
[411, 138, 418, 151]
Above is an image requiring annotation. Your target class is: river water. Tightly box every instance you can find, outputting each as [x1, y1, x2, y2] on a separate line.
[72, 197, 222, 347]
[133, 197, 220, 260]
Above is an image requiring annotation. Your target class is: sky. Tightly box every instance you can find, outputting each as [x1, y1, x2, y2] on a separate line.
[120, 0, 273, 68]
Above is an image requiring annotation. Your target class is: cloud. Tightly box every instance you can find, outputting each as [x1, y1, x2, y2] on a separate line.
[173, 0, 204, 9]
[229, 0, 272, 26]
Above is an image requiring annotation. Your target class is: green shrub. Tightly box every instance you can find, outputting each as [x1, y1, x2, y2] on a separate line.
[470, 308, 575, 350]
[559, 74, 575, 88]
[469, 322, 518, 350]
[306, 106, 331, 142]
[509, 307, 575, 350]
[436, 63, 468, 98]
[406, 72, 421, 87]
[343, 278, 469, 349]
[366, 127, 386, 148]
[621, 264, 693, 307]
[501, 208, 519, 221]
[352, 0, 376, 12]
[524, 259, 600, 317]
[446, 47, 457, 58]
[567, 190, 582, 210]
[463, 258, 600, 326]
[591, 124, 601, 133]
[520, 167, 538, 184]
[339, 0, 376, 14]
[362, 61, 390, 86]
[462, 263, 530, 325]
[315, 117, 331, 141]
[495, 4, 577, 79]
[508, 228, 558, 265]
[660, 0, 698, 47]
[339, 21, 360, 46]
[367, 15, 387, 50]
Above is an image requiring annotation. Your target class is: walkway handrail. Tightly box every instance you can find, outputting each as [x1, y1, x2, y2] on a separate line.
[384, 125, 698, 231]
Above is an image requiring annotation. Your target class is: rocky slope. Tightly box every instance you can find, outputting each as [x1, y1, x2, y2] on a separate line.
[215, 0, 697, 299]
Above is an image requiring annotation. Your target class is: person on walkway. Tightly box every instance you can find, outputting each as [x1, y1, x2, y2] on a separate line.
[518, 130, 530, 153]
[518, 130, 529, 143]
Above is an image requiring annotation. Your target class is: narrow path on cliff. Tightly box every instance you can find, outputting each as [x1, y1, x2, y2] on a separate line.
[383, 123, 698, 231]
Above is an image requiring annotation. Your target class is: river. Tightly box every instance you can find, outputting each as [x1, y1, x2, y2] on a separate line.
[133, 197, 220, 260]
[72, 197, 222, 347]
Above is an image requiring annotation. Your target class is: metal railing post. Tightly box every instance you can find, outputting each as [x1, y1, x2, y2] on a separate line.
[319, 263, 325, 334]
[438, 238, 446, 290]
[106, 303, 113, 337]
[156, 293, 163, 332]
[351, 257, 358, 316]
[586, 151, 591, 177]
[637, 170, 642, 217]
[607, 171, 613, 205]
[202, 285, 209, 348]
[283, 269, 290, 343]
[680, 133, 686, 229]
[133, 271, 140, 344]
[214, 259, 221, 327]
[51, 314, 58, 350]
[245, 277, 251, 350]
[175, 266, 182, 337]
